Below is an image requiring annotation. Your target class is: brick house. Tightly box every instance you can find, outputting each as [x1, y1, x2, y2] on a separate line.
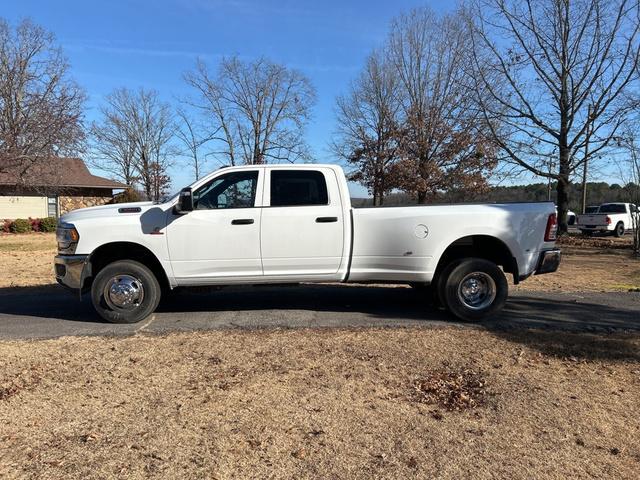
[0, 157, 126, 219]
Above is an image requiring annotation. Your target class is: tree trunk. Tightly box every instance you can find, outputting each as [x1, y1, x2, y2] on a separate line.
[556, 125, 570, 234]
[556, 159, 570, 235]
[417, 191, 427, 204]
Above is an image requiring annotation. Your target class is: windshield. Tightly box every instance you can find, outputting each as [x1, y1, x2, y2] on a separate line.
[598, 204, 626, 214]
[585, 206, 599, 213]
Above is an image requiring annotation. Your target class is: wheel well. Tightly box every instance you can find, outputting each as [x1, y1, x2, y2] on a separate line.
[86, 242, 170, 290]
[435, 235, 519, 284]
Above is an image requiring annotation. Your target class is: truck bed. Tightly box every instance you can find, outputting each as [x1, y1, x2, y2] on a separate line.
[348, 202, 556, 283]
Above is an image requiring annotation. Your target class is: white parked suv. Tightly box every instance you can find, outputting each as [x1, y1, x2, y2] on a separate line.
[55, 164, 561, 323]
[576, 202, 639, 237]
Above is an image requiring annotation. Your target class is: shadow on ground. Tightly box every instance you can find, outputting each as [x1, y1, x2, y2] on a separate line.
[0, 283, 638, 361]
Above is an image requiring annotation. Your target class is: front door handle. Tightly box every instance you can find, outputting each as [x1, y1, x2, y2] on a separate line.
[316, 216, 338, 223]
[231, 218, 254, 225]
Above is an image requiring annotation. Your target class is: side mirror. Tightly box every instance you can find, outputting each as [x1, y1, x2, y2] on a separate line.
[174, 187, 194, 214]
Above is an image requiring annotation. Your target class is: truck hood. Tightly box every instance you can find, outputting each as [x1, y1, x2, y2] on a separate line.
[60, 201, 160, 223]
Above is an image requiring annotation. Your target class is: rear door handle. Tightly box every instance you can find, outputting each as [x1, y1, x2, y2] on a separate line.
[316, 216, 338, 223]
[231, 218, 254, 225]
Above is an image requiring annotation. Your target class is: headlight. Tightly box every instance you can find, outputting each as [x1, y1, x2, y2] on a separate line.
[56, 222, 80, 254]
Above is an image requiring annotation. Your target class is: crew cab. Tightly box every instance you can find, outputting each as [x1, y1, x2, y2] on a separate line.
[576, 202, 639, 237]
[55, 164, 561, 324]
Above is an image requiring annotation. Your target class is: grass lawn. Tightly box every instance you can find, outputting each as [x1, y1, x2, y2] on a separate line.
[1, 328, 639, 479]
[1, 233, 639, 479]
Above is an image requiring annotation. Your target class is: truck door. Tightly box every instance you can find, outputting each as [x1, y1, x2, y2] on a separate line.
[261, 168, 344, 276]
[167, 169, 263, 281]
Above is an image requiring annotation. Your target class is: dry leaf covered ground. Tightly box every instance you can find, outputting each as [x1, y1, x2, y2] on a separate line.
[0, 234, 58, 289]
[512, 235, 640, 293]
[1, 233, 639, 479]
[1, 328, 639, 479]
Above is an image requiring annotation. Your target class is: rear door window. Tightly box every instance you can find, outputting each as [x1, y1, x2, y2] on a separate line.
[599, 204, 626, 214]
[270, 170, 329, 206]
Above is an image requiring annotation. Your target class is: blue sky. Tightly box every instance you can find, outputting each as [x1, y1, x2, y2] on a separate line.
[4, 0, 455, 195]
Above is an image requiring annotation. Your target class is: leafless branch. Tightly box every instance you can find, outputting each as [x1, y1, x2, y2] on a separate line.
[467, 0, 640, 232]
[90, 88, 175, 201]
[0, 18, 86, 188]
[184, 55, 316, 166]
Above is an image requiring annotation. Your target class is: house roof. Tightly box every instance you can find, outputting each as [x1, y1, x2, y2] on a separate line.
[0, 157, 127, 189]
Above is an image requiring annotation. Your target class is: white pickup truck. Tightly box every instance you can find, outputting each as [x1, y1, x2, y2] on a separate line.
[576, 202, 639, 237]
[55, 164, 561, 324]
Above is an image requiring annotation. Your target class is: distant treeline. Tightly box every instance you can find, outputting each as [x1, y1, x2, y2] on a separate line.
[351, 182, 640, 210]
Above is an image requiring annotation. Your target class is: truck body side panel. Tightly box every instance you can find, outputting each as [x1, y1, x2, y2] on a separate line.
[349, 203, 556, 283]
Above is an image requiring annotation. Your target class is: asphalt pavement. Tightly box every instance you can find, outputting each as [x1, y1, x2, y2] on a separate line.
[0, 283, 638, 340]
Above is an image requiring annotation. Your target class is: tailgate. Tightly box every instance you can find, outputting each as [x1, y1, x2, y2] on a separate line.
[577, 214, 607, 226]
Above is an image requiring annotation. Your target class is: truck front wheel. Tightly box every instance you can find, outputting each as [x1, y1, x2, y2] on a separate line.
[91, 260, 161, 323]
[441, 258, 508, 322]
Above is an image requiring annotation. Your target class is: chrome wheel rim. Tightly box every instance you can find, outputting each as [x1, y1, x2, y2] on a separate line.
[103, 274, 145, 311]
[457, 272, 496, 310]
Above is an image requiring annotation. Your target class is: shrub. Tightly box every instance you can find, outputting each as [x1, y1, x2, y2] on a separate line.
[29, 217, 42, 232]
[1, 219, 11, 233]
[111, 188, 142, 204]
[40, 217, 58, 232]
[10, 218, 33, 233]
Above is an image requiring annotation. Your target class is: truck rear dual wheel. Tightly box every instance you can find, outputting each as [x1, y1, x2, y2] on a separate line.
[437, 258, 508, 322]
[91, 260, 161, 324]
[613, 222, 625, 237]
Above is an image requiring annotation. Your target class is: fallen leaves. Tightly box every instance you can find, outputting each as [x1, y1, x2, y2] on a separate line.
[411, 365, 488, 411]
[557, 235, 632, 251]
[0, 366, 42, 401]
[291, 448, 307, 459]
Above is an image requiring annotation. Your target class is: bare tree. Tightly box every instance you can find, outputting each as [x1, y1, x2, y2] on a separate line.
[616, 125, 640, 253]
[175, 107, 211, 181]
[333, 50, 401, 206]
[90, 93, 137, 186]
[185, 55, 316, 165]
[467, 0, 640, 233]
[0, 18, 85, 184]
[90, 88, 175, 201]
[386, 7, 498, 204]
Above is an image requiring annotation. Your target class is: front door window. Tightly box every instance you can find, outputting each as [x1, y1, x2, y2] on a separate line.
[193, 171, 259, 210]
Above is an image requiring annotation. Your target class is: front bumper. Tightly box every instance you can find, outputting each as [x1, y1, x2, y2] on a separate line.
[534, 249, 561, 275]
[54, 255, 90, 290]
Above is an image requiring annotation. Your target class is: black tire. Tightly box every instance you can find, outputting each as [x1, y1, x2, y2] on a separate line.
[435, 259, 465, 309]
[613, 222, 624, 237]
[440, 258, 508, 322]
[91, 260, 161, 323]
